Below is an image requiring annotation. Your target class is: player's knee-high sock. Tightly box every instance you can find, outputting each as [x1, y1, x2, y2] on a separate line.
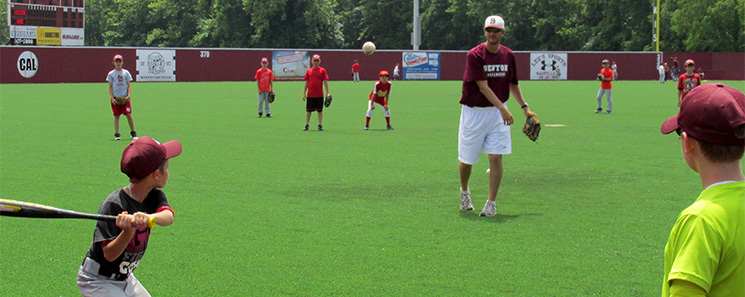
[384, 109, 391, 125]
[366, 109, 373, 125]
[366, 117, 371, 125]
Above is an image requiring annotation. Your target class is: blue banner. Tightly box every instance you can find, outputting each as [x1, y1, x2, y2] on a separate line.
[402, 52, 440, 80]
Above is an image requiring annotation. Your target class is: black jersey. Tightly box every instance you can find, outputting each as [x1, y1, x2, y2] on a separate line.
[84, 188, 169, 279]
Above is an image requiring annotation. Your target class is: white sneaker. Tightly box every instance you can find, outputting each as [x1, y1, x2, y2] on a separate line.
[460, 190, 474, 210]
[480, 201, 496, 217]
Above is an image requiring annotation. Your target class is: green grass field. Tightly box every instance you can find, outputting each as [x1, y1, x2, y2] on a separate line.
[1, 79, 744, 296]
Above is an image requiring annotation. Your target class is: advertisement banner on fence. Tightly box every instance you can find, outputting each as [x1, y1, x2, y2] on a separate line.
[60, 28, 84, 46]
[36, 27, 61, 46]
[10, 26, 37, 39]
[136, 49, 176, 81]
[402, 52, 440, 80]
[273, 51, 310, 81]
[530, 53, 567, 80]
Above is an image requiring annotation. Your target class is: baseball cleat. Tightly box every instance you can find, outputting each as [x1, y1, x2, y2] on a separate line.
[258, 112, 262, 118]
[303, 125, 309, 131]
[480, 201, 496, 217]
[318, 125, 323, 131]
[114, 133, 121, 140]
[130, 131, 138, 140]
[594, 108, 603, 113]
[266, 114, 272, 118]
[387, 125, 394, 130]
[605, 110, 612, 114]
[364, 125, 369, 130]
[460, 190, 474, 211]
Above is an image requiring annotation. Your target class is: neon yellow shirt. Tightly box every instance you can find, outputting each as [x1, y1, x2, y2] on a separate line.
[662, 181, 745, 296]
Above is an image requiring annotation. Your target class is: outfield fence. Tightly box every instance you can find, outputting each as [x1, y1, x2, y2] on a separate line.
[1, 46, 742, 84]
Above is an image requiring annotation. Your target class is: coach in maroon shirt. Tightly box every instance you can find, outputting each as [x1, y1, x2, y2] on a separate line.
[458, 15, 537, 217]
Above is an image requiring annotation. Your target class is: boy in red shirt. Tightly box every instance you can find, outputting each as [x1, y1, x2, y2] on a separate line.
[595, 59, 614, 114]
[255, 57, 275, 118]
[302, 54, 330, 131]
[352, 60, 360, 83]
[365, 70, 394, 130]
[677, 59, 702, 107]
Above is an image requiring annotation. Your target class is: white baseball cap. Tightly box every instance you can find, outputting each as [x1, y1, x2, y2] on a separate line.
[484, 15, 505, 30]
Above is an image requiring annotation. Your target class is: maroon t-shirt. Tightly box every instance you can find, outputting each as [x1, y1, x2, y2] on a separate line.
[460, 43, 518, 107]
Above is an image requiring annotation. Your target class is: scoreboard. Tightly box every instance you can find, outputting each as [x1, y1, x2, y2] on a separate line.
[6, 0, 85, 45]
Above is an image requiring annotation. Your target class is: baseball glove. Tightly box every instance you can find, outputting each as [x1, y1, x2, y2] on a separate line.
[113, 96, 129, 105]
[597, 73, 604, 81]
[522, 115, 541, 142]
[324, 93, 333, 108]
[268, 92, 275, 103]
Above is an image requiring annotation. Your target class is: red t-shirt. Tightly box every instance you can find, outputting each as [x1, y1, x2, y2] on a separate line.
[678, 73, 702, 99]
[460, 43, 518, 107]
[255, 68, 274, 92]
[600, 68, 614, 89]
[304, 67, 329, 98]
[352, 63, 360, 73]
[369, 80, 391, 102]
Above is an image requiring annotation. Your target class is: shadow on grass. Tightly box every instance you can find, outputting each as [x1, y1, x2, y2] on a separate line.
[458, 211, 543, 223]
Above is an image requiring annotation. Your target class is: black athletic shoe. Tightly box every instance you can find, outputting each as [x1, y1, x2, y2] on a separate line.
[364, 125, 369, 130]
[303, 125, 309, 131]
[258, 112, 263, 118]
[130, 131, 138, 139]
[114, 133, 121, 140]
[387, 125, 394, 130]
[595, 108, 603, 113]
[266, 114, 272, 118]
[318, 125, 323, 131]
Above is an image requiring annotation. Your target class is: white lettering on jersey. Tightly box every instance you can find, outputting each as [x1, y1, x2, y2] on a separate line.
[484, 64, 508, 78]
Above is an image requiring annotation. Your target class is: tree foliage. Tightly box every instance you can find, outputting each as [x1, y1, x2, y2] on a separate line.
[3, 0, 743, 51]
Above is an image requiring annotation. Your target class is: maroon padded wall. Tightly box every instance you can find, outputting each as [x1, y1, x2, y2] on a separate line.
[0, 46, 742, 83]
[661, 52, 744, 81]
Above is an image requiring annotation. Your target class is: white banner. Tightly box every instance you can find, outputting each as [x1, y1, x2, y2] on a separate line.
[60, 28, 84, 46]
[530, 53, 568, 80]
[273, 51, 309, 80]
[9, 26, 37, 38]
[136, 49, 176, 81]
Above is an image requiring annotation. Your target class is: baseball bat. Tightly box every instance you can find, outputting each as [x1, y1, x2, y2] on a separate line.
[0, 198, 155, 229]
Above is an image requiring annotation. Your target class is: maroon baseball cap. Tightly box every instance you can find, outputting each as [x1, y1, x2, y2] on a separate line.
[661, 83, 745, 146]
[684, 59, 695, 66]
[113, 54, 123, 62]
[121, 137, 182, 180]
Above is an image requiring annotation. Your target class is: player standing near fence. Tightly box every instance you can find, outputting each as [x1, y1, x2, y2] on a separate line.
[677, 59, 702, 107]
[77, 136, 182, 297]
[458, 15, 536, 217]
[255, 57, 274, 118]
[107, 54, 138, 141]
[660, 83, 745, 296]
[352, 60, 360, 83]
[594, 59, 614, 114]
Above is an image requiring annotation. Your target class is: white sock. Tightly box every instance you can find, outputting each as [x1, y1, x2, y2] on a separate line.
[460, 188, 469, 194]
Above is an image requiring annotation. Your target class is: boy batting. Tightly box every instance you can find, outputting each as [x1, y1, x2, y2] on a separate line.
[77, 136, 182, 297]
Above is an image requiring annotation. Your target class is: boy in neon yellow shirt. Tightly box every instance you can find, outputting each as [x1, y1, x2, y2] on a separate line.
[660, 83, 745, 296]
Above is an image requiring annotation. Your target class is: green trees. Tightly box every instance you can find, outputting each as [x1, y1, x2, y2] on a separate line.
[2, 0, 742, 51]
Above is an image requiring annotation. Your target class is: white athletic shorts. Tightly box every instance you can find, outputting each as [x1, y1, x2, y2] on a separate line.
[458, 104, 511, 165]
